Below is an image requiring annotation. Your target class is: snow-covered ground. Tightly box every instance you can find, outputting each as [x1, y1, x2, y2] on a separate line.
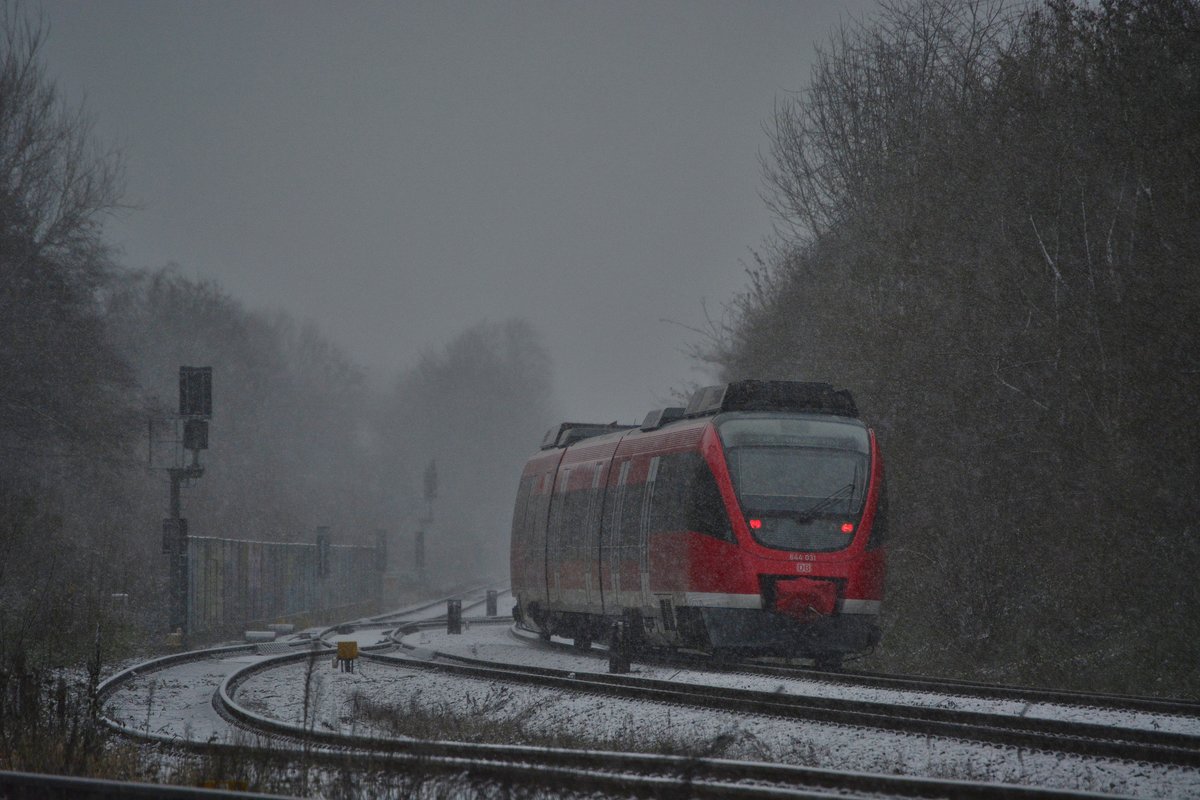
[102, 591, 512, 743]
[234, 648, 1200, 798]
[105, 590, 1200, 798]
[416, 623, 1200, 737]
[106, 652, 270, 742]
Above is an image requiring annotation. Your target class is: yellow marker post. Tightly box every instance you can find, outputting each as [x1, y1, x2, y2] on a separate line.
[335, 640, 359, 673]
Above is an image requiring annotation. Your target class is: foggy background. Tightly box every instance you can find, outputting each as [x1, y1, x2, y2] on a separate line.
[36, 0, 873, 422]
[2, 0, 875, 653]
[4, 0, 1197, 704]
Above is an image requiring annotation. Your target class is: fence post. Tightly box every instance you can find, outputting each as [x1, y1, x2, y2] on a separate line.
[316, 526, 331, 616]
[374, 528, 388, 603]
[486, 590, 498, 617]
[447, 599, 462, 634]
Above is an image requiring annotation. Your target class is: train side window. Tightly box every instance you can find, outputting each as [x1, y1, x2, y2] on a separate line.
[562, 484, 592, 555]
[648, 453, 686, 533]
[639, 457, 660, 539]
[601, 461, 631, 548]
[619, 481, 645, 549]
[686, 456, 733, 541]
[647, 452, 731, 542]
[511, 475, 534, 537]
[531, 472, 552, 539]
[583, 467, 603, 545]
[548, 468, 571, 540]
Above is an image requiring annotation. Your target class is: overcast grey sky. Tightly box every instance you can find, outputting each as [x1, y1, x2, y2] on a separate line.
[36, 0, 874, 423]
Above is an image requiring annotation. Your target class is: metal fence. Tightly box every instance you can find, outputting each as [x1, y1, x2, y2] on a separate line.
[187, 536, 381, 635]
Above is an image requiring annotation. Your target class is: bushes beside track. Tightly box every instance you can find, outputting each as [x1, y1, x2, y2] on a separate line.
[703, 0, 1200, 695]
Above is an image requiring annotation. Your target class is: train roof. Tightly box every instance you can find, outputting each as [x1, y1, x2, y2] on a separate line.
[540, 421, 636, 450]
[685, 380, 858, 419]
[538, 380, 859, 451]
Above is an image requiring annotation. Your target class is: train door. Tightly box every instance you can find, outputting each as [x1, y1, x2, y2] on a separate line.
[582, 464, 604, 610]
[510, 474, 535, 607]
[600, 459, 630, 616]
[640, 456, 659, 609]
[525, 469, 555, 612]
[615, 458, 647, 611]
[546, 467, 571, 607]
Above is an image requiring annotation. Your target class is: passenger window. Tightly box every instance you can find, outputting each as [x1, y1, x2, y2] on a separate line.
[647, 452, 732, 541]
[602, 461, 630, 547]
[686, 458, 732, 541]
[511, 475, 534, 537]
[619, 482, 645, 548]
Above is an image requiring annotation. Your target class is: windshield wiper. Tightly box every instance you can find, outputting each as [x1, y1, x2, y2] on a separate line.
[794, 482, 855, 522]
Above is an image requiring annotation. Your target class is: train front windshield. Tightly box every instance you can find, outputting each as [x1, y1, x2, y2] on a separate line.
[717, 414, 871, 552]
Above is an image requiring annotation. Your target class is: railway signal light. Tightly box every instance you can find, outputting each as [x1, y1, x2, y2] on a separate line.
[178, 366, 212, 418]
[183, 419, 208, 451]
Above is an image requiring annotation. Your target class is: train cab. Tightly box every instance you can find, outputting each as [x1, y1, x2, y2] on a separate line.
[510, 380, 887, 665]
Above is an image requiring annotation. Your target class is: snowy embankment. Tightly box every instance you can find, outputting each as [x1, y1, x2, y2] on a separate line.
[231, 624, 1200, 799]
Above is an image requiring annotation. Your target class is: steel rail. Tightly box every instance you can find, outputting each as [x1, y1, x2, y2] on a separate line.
[111, 685, 855, 800]
[381, 633, 1200, 769]
[96, 642, 259, 704]
[513, 622, 1200, 720]
[745, 662, 1200, 718]
[360, 582, 501, 625]
[95, 586, 491, 707]
[214, 647, 1125, 800]
[314, 584, 500, 642]
[92, 588, 1144, 799]
[95, 588, 497, 726]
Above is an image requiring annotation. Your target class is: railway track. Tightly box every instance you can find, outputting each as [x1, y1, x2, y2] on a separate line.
[96, 587, 1194, 798]
[382, 627, 1200, 770]
[732, 660, 1200, 719]
[215, 643, 1131, 800]
[512, 624, 1200, 740]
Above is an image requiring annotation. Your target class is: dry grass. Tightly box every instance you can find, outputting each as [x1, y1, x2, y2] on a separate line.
[348, 685, 760, 760]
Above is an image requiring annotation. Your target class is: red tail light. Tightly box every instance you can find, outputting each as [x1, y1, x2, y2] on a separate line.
[841, 522, 854, 534]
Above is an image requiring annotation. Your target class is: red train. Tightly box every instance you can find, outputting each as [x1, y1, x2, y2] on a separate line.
[510, 380, 887, 666]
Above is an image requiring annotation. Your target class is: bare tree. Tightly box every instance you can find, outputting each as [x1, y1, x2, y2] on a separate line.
[715, 0, 1200, 694]
[0, 6, 132, 472]
[0, 5, 140, 670]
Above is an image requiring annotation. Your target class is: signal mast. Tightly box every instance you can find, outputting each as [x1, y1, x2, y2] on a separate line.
[162, 366, 211, 644]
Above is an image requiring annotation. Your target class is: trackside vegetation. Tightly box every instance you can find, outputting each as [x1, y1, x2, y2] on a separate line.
[701, 0, 1200, 695]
